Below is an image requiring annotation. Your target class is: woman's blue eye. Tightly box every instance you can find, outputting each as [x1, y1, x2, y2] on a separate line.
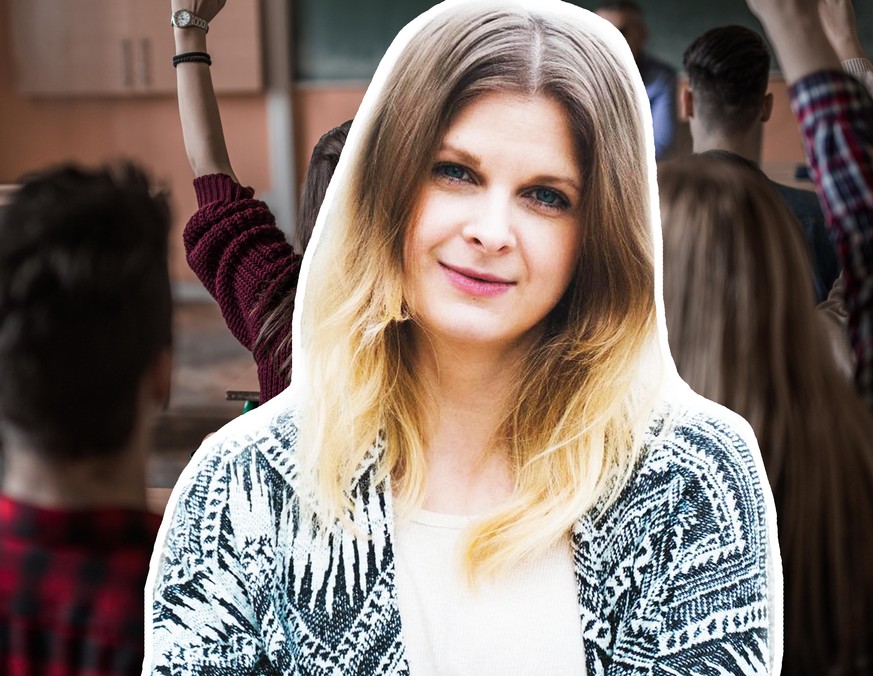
[532, 187, 568, 209]
[435, 163, 470, 181]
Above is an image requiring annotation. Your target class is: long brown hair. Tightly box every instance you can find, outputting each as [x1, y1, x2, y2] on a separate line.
[297, 2, 666, 579]
[659, 154, 873, 674]
[256, 120, 352, 378]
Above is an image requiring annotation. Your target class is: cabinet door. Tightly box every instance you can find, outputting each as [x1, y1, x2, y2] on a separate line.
[11, 0, 134, 96]
[131, 0, 263, 95]
[10, 0, 262, 97]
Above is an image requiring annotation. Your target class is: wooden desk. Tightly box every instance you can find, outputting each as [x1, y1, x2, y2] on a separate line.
[226, 363, 259, 403]
[146, 366, 259, 517]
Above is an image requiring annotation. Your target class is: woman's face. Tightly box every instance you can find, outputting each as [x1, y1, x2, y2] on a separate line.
[403, 90, 584, 356]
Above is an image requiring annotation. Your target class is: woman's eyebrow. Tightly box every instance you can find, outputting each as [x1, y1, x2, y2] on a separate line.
[436, 143, 482, 169]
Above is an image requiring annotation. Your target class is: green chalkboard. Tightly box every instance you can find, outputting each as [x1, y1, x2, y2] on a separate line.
[292, 0, 873, 82]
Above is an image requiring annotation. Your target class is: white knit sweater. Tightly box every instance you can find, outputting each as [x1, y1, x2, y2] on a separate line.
[148, 399, 780, 675]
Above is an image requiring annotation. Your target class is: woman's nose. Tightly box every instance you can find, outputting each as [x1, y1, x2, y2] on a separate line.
[461, 190, 516, 252]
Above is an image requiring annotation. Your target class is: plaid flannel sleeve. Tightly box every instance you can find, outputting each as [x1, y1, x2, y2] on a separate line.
[790, 71, 873, 408]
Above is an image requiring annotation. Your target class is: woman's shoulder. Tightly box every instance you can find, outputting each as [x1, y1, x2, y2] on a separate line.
[585, 396, 779, 676]
[599, 392, 772, 550]
[163, 403, 303, 537]
[641, 394, 764, 496]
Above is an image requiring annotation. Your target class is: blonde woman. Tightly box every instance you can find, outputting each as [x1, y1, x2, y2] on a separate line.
[149, 1, 780, 673]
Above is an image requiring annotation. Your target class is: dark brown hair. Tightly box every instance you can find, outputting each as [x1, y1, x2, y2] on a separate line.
[0, 162, 171, 458]
[660, 154, 873, 674]
[683, 26, 771, 136]
[257, 120, 352, 382]
[295, 120, 353, 253]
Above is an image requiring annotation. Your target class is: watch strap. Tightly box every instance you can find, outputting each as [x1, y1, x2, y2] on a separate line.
[171, 10, 209, 33]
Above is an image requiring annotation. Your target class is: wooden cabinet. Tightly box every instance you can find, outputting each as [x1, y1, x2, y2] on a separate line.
[10, 0, 262, 96]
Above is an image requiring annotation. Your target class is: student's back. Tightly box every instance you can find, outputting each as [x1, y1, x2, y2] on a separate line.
[682, 25, 840, 301]
[0, 500, 161, 672]
[0, 164, 171, 674]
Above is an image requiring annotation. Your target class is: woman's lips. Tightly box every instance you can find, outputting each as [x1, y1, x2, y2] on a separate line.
[440, 263, 514, 297]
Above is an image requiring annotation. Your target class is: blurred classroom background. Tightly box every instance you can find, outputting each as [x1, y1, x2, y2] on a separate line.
[1, 0, 871, 506]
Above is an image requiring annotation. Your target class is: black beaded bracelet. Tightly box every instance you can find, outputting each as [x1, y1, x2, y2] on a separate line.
[172, 51, 212, 68]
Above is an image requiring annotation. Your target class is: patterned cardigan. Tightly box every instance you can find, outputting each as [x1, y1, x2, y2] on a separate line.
[149, 399, 778, 675]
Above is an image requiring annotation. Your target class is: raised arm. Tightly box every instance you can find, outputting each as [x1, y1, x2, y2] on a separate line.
[747, 0, 873, 406]
[172, 0, 238, 181]
[818, 0, 865, 62]
[746, 0, 841, 81]
[818, 0, 873, 95]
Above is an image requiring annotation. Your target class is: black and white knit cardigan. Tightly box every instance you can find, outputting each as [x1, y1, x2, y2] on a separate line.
[149, 400, 780, 674]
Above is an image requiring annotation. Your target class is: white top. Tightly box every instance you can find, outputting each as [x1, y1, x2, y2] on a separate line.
[393, 509, 587, 676]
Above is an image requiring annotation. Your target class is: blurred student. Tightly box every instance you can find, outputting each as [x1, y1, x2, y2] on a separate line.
[682, 25, 839, 301]
[661, 154, 873, 675]
[172, 0, 350, 403]
[0, 164, 170, 674]
[662, 0, 873, 668]
[595, 0, 677, 159]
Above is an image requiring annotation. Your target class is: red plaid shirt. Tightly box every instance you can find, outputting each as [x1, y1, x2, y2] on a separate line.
[0, 495, 161, 675]
[790, 70, 873, 408]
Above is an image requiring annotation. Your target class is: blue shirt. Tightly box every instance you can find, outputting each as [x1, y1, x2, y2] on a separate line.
[639, 53, 677, 160]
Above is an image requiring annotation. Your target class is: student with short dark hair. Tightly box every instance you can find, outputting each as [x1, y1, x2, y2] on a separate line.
[683, 25, 772, 138]
[0, 163, 170, 674]
[682, 24, 840, 301]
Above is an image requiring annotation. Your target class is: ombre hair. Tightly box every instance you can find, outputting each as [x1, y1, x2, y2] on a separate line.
[297, 2, 664, 579]
[659, 154, 873, 673]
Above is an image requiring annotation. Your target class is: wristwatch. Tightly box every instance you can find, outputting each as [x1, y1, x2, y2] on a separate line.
[171, 9, 209, 33]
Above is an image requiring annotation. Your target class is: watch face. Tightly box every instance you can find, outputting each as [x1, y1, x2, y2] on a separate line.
[174, 10, 192, 27]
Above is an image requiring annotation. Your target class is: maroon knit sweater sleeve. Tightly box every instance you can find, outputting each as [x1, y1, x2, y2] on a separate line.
[184, 173, 301, 403]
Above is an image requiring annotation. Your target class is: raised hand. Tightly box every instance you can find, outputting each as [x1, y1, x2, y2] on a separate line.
[171, 0, 236, 179]
[171, 0, 227, 25]
[745, 0, 841, 83]
[818, 0, 865, 61]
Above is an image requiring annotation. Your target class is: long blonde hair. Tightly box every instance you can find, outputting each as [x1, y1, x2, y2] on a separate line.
[297, 2, 664, 579]
[660, 154, 873, 673]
